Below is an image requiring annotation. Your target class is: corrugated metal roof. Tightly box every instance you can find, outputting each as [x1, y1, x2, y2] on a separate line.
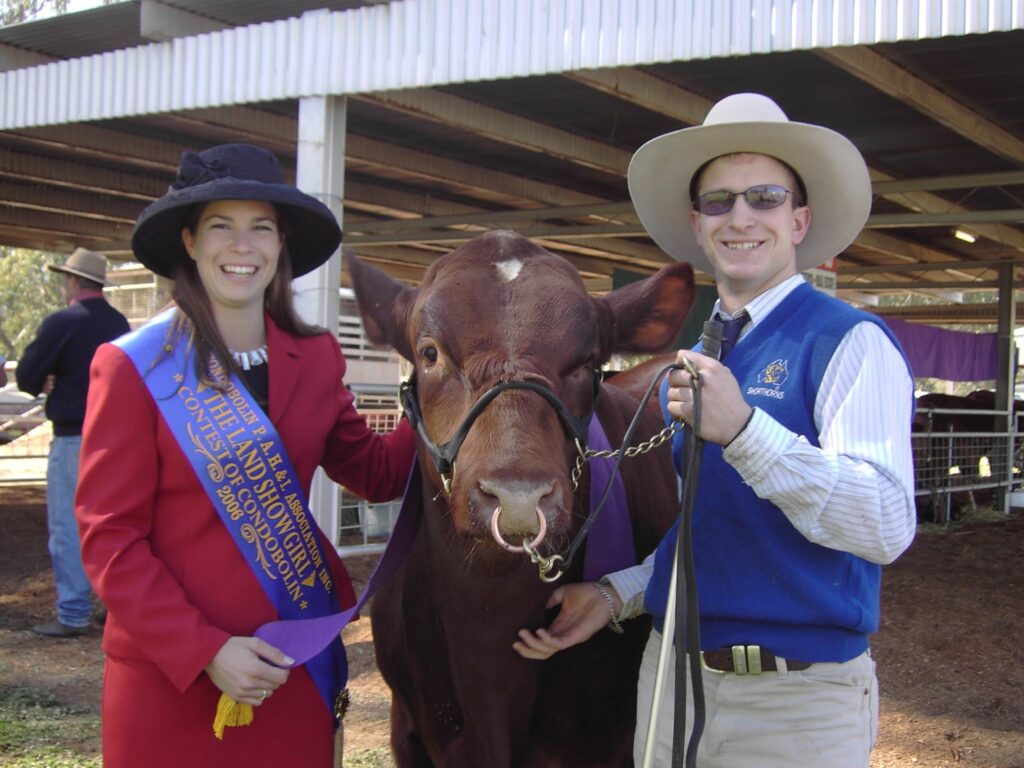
[0, 0, 383, 59]
[162, 0, 388, 24]
[4, 0, 1023, 129]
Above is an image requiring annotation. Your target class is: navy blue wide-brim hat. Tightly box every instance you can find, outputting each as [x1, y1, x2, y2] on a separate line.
[132, 143, 342, 279]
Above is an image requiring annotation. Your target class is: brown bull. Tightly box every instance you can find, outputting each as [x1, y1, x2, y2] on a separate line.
[348, 231, 694, 767]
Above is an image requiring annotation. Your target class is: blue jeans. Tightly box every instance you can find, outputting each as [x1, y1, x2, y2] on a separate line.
[46, 435, 93, 627]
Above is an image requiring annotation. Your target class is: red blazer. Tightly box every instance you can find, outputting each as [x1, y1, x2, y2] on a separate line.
[76, 316, 414, 766]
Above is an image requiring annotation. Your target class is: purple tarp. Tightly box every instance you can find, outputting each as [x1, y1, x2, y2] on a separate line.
[881, 316, 999, 382]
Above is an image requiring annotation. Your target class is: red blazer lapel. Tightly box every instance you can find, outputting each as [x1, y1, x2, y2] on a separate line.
[267, 315, 301, 423]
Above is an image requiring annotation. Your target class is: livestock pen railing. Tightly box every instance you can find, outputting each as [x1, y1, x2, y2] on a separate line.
[335, 407, 405, 557]
[336, 495, 403, 556]
[912, 407, 1023, 524]
[0, 389, 48, 484]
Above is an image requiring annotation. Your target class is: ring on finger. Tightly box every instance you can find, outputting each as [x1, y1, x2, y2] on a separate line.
[259, 689, 268, 702]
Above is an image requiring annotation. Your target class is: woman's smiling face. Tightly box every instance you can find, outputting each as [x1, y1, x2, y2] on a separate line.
[182, 199, 282, 312]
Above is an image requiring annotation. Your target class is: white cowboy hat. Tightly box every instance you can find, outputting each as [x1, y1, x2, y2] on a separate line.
[627, 92, 871, 275]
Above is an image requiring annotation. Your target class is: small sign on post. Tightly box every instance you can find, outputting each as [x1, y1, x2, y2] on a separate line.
[804, 257, 837, 296]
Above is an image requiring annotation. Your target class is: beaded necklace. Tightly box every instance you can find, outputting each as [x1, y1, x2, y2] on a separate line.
[230, 345, 268, 371]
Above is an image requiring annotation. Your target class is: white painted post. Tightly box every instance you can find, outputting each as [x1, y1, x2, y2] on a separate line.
[294, 94, 348, 545]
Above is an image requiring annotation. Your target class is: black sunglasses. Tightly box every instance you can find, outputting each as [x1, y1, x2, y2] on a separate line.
[693, 184, 796, 216]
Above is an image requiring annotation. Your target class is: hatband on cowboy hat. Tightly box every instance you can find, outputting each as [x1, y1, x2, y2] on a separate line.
[132, 143, 342, 279]
[627, 92, 871, 276]
[48, 248, 110, 286]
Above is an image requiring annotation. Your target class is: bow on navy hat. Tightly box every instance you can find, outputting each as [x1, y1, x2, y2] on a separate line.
[171, 145, 285, 191]
[132, 143, 342, 279]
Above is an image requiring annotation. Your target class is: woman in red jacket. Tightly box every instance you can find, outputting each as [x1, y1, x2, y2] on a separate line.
[76, 143, 415, 767]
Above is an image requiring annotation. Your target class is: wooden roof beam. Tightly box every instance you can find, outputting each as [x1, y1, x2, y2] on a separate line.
[818, 45, 1024, 165]
[564, 68, 711, 126]
[816, 46, 1024, 252]
[362, 89, 630, 176]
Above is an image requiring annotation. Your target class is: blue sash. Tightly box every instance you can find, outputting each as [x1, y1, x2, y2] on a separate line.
[114, 310, 344, 718]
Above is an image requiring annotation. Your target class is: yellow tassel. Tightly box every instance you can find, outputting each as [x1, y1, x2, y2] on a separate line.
[212, 693, 254, 740]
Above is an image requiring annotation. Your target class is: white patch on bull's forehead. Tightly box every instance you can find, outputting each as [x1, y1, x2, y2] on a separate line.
[493, 259, 524, 282]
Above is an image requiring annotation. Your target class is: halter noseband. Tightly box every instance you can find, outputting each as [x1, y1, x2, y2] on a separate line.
[399, 372, 602, 493]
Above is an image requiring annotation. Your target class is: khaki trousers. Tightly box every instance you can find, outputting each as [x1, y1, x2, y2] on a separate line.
[634, 630, 878, 767]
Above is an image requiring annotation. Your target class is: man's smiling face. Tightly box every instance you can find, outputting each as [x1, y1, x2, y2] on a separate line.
[690, 153, 810, 303]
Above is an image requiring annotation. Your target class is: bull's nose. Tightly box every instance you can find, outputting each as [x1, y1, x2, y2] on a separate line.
[476, 477, 555, 535]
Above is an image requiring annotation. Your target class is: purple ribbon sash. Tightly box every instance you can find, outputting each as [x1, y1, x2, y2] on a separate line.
[255, 462, 423, 666]
[583, 418, 636, 580]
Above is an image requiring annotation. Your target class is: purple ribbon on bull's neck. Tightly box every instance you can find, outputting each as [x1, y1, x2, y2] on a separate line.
[254, 463, 424, 667]
[255, 416, 635, 667]
[583, 418, 636, 581]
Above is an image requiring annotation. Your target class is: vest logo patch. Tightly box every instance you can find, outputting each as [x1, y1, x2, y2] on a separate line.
[746, 358, 788, 400]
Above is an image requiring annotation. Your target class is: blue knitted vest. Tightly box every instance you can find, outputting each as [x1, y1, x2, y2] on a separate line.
[645, 282, 910, 663]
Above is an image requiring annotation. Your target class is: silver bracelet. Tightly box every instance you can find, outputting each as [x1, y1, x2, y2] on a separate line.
[593, 581, 625, 635]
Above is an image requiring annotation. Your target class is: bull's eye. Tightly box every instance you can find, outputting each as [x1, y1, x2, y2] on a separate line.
[421, 345, 439, 367]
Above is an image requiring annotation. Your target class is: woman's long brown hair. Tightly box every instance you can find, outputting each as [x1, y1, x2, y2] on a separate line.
[170, 203, 326, 389]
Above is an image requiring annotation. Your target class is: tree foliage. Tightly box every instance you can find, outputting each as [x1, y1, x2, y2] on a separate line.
[1, 0, 68, 26]
[0, 247, 65, 359]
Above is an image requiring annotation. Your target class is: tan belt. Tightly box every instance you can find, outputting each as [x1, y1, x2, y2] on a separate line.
[700, 645, 813, 675]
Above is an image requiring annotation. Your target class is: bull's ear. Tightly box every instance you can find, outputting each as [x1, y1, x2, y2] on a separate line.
[345, 251, 416, 362]
[596, 262, 695, 354]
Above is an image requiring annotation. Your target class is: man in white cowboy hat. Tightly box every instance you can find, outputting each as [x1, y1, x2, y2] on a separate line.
[515, 93, 916, 766]
[18, 248, 130, 637]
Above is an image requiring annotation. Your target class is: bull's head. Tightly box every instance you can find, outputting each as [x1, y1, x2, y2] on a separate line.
[349, 231, 693, 559]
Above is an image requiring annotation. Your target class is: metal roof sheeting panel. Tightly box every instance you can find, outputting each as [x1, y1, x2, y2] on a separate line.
[3, 0, 1023, 129]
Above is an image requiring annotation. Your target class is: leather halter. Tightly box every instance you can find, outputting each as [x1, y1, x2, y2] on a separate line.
[399, 372, 602, 485]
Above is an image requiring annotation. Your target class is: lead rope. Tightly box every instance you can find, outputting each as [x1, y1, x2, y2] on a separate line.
[642, 362, 706, 768]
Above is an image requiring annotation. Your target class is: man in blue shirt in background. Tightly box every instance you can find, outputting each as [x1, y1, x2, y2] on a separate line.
[18, 248, 130, 637]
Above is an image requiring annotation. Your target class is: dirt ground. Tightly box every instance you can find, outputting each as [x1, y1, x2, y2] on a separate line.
[1, 482, 1022, 767]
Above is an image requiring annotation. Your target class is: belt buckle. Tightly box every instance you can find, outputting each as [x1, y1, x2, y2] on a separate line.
[701, 645, 764, 675]
[732, 645, 750, 674]
[745, 644, 762, 675]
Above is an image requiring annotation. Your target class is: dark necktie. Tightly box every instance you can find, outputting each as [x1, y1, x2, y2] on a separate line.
[718, 310, 750, 360]
[702, 310, 750, 361]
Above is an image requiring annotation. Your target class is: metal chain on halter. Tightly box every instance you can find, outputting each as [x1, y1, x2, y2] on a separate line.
[533, 358, 699, 584]
[570, 419, 686, 491]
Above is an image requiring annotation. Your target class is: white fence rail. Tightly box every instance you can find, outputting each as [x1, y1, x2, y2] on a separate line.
[912, 408, 1023, 524]
[338, 311, 396, 362]
[336, 496, 403, 557]
[0, 391, 49, 484]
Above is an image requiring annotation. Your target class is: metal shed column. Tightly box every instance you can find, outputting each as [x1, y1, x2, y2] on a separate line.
[994, 262, 1017, 514]
[293, 95, 347, 543]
